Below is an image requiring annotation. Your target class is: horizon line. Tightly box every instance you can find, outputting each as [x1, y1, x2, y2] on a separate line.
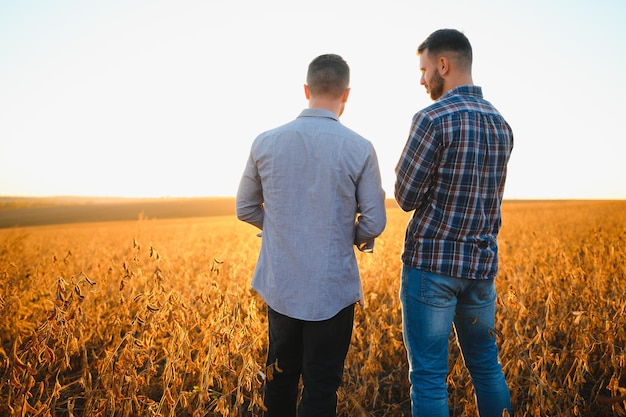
[1, 195, 624, 202]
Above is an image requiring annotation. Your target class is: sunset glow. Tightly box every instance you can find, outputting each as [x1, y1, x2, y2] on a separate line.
[1, 1, 624, 199]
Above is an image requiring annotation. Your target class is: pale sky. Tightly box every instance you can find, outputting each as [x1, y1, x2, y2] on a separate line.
[1, 0, 625, 199]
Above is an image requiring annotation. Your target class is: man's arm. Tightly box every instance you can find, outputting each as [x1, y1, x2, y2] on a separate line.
[355, 144, 387, 250]
[236, 153, 264, 230]
[394, 112, 438, 212]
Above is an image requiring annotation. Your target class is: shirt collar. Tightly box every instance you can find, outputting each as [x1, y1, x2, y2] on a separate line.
[440, 85, 483, 101]
[297, 108, 340, 122]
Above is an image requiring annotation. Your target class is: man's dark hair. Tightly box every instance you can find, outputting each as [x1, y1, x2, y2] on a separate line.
[306, 54, 350, 99]
[417, 29, 473, 70]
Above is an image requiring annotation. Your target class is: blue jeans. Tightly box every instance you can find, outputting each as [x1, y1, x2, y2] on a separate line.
[400, 266, 511, 417]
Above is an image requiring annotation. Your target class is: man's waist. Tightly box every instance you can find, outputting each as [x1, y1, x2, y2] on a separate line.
[402, 239, 499, 280]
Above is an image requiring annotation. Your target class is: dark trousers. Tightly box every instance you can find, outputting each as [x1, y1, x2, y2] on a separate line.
[263, 304, 355, 417]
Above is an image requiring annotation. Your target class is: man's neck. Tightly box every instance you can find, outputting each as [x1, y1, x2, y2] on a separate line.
[444, 74, 474, 94]
[308, 98, 343, 117]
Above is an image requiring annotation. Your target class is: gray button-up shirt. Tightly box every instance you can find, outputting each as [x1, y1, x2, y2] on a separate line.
[236, 108, 387, 321]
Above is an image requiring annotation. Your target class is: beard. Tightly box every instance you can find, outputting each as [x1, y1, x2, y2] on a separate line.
[428, 69, 445, 101]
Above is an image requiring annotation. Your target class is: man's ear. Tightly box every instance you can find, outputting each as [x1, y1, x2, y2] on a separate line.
[439, 57, 450, 76]
[304, 84, 311, 100]
[341, 87, 351, 103]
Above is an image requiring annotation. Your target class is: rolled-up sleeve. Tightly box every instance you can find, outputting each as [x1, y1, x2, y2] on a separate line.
[236, 153, 264, 230]
[355, 144, 387, 248]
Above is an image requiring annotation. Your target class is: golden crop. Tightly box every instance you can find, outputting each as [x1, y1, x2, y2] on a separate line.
[0, 200, 624, 416]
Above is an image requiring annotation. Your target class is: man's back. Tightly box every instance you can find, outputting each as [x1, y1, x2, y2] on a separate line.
[237, 108, 386, 320]
[395, 85, 513, 279]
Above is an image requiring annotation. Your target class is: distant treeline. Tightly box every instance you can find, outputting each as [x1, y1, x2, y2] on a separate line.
[0, 197, 562, 229]
[0, 197, 236, 228]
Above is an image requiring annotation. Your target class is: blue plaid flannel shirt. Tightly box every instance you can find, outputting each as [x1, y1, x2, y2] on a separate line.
[395, 85, 513, 280]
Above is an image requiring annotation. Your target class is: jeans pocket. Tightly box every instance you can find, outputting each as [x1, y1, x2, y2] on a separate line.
[419, 270, 456, 308]
[476, 280, 497, 303]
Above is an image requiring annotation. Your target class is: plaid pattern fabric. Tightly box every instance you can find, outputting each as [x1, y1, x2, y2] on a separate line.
[395, 86, 513, 279]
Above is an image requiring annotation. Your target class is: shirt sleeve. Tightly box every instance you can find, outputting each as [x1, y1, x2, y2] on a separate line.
[394, 112, 440, 212]
[236, 152, 264, 230]
[354, 143, 387, 248]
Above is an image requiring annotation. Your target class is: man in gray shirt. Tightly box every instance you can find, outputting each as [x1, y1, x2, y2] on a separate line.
[236, 54, 387, 417]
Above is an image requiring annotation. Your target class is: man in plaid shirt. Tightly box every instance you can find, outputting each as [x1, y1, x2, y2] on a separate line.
[395, 29, 513, 416]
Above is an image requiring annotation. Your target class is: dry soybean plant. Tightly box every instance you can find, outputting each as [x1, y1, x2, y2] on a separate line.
[0, 201, 625, 416]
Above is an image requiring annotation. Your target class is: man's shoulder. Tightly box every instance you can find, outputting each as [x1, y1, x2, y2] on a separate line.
[419, 91, 501, 121]
[337, 122, 371, 143]
[253, 117, 300, 141]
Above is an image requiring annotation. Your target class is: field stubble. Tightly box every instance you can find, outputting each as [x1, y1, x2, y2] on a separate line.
[0, 200, 624, 416]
